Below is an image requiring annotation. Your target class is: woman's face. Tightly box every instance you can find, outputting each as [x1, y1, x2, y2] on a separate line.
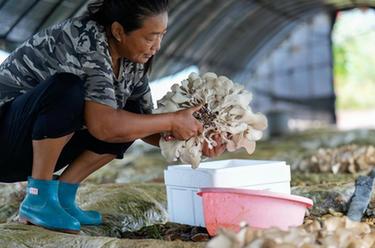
[118, 12, 168, 64]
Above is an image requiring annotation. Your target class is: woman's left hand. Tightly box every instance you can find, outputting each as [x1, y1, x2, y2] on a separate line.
[202, 134, 226, 157]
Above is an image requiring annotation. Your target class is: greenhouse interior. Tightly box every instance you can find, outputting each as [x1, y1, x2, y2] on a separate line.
[0, 0, 375, 247]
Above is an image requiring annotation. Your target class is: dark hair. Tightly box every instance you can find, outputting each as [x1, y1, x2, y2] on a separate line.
[88, 0, 169, 74]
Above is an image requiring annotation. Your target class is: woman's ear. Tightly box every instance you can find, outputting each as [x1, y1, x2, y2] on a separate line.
[111, 21, 125, 42]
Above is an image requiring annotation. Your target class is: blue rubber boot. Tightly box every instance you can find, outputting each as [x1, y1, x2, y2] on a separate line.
[19, 177, 80, 233]
[58, 181, 102, 225]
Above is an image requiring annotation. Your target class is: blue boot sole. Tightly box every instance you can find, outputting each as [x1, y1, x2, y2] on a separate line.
[19, 215, 80, 234]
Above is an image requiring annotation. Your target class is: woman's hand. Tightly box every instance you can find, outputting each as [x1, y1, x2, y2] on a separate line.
[202, 134, 226, 157]
[170, 105, 204, 140]
[85, 101, 200, 143]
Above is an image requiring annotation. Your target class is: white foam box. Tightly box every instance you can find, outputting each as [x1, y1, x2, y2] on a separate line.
[164, 159, 291, 227]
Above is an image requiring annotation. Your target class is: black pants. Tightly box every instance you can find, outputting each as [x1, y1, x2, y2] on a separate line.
[0, 73, 133, 183]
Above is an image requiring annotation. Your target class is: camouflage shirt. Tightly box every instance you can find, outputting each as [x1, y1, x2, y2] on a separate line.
[0, 15, 153, 114]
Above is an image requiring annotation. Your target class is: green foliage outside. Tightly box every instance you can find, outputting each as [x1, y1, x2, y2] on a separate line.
[332, 9, 375, 110]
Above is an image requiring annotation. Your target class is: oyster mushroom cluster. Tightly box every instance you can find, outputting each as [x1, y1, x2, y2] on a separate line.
[207, 216, 375, 248]
[154, 72, 267, 168]
[297, 145, 375, 174]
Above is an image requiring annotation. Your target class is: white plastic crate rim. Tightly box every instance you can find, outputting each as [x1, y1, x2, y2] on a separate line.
[165, 159, 290, 188]
[164, 159, 291, 227]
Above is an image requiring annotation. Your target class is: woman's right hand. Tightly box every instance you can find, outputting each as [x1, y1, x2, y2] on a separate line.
[169, 105, 204, 140]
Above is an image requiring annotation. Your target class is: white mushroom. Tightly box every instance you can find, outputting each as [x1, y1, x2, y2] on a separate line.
[154, 72, 267, 168]
[207, 216, 375, 248]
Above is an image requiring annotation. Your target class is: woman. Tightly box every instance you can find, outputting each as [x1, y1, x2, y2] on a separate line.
[0, 0, 226, 233]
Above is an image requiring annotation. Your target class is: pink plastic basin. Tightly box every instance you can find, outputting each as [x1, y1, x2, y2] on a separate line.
[197, 187, 313, 236]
